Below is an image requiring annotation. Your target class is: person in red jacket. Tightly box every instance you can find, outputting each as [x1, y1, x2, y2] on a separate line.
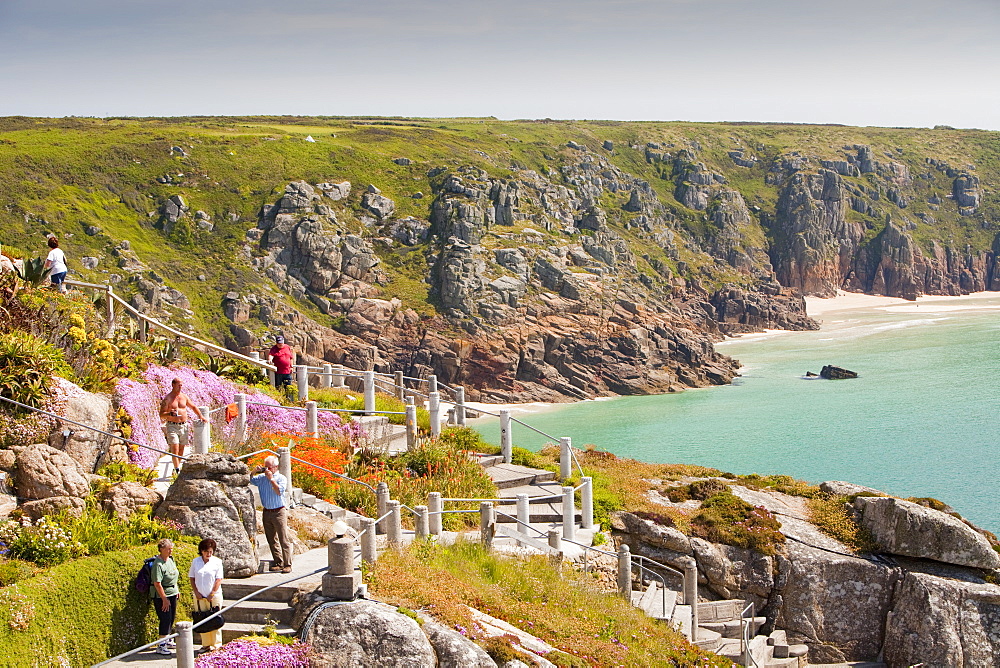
[268, 335, 294, 388]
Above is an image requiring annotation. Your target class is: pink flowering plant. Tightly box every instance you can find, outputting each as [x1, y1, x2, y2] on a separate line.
[116, 364, 361, 469]
[195, 637, 313, 667]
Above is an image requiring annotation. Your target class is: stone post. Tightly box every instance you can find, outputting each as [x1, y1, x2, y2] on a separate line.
[105, 285, 116, 336]
[235, 393, 247, 443]
[138, 318, 148, 343]
[685, 557, 699, 641]
[562, 486, 576, 541]
[455, 386, 466, 426]
[559, 436, 572, 481]
[618, 544, 632, 599]
[175, 621, 194, 668]
[480, 502, 495, 551]
[500, 410, 512, 464]
[296, 365, 308, 401]
[405, 403, 417, 451]
[428, 492, 443, 535]
[321, 363, 332, 388]
[516, 493, 530, 530]
[363, 370, 375, 416]
[306, 401, 318, 437]
[375, 482, 390, 535]
[386, 500, 403, 548]
[581, 476, 594, 530]
[278, 446, 292, 507]
[428, 391, 441, 438]
[394, 371, 405, 400]
[333, 364, 346, 388]
[322, 536, 360, 600]
[548, 529, 562, 565]
[193, 405, 211, 454]
[428, 374, 437, 394]
[414, 505, 429, 539]
[360, 518, 377, 564]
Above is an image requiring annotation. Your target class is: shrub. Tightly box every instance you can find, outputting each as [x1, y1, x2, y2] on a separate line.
[53, 498, 193, 557]
[691, 491, 785, 555]
[311, 386, 431, 430]
[0, 516, 85, 566]
[667, 478, 729, 503]
[736, 474, 821, 498]
[0, 558, 37, 587]
[95, 460, 158, 488]
[0, 543, 197, 666]
[195, 637, 313, 667]
[808, 495, 879, 553]
[0, 331, 72, 409]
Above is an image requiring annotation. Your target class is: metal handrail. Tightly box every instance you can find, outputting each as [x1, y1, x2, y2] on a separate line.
[494, 511, 548, 538]
[235, 447, 378, 495]
[509, 415, 561, 442]
[741, 601, 758, 667]
[92, 566, 328, 666]
[0, 394, 189, 462]
[244, 399, 406, 416]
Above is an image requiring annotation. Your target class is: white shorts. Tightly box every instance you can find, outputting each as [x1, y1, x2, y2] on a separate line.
[163, 422, 188, 446]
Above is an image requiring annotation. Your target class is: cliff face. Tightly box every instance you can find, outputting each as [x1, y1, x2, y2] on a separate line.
[1, 118, 997, 400]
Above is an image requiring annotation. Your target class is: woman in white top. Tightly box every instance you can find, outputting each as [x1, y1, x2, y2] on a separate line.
[188, 537, 225, 652]
[44, 236, 68, 293]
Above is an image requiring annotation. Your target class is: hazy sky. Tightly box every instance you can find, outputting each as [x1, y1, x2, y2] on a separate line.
[1, 0, 997, 128]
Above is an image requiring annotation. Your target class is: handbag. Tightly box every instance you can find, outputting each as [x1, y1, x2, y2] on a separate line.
[192, 605, 225, 633]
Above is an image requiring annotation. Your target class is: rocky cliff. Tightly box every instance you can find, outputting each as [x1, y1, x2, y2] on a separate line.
[1, 117, 997, 400]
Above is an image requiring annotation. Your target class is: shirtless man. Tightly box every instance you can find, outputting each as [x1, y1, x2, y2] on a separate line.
[159, 378, 205, 474]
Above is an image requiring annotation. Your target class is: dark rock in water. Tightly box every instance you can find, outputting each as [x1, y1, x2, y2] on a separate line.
[805, 371, 818, 377]
[820, 365, 857, 380]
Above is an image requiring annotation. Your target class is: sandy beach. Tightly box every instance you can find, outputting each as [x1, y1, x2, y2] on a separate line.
[805, 289, 1000, 317]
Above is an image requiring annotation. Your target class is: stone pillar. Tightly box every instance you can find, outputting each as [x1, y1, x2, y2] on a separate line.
[138, 318, 148, 343]
[296, 365, 308, 401]
[333, 364, 346, 388]
[386, 500, 402, 548]
[193, 405, 211, 454]
[516, 493, 530, 530]
[480, 502, 495, 551]
[394, 371, 405, 400]
[414, 505, 429, 539]
[428, 492, 443, 535]
[685, 558, 699, 641]
[618, 544, 632, 599]
[278, 447, 292, 507]
[360, 518, 377, 564]
[428, 374, 437, 394]
[320, 363, 332, 388]
[405, 403, 417, 451]
[559, 436, 572, 481]
[322, 536, 360, 600]
[562, 486, 575, 541]
[548, 529, 562, 565]
[375, 482, 390, 535]
[235, 393, 247, 443]
[581, 476, 594, 530]
[105, 285, 116, 336]
[428, 391, 441, 438]
[175, 620, 194, 668]
[500, 409, 512, 464]
[363, 370, 375, 416]
[306, 401, 318, 437]
[455, 386, 466, 426]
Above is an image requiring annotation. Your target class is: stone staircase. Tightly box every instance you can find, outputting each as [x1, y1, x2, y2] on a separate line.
[215, 580, 298, 643]
[630, 581, 815, 666]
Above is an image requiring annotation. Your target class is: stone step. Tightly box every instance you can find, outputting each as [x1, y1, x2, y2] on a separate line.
[486, 463, 558, 489]
[691, 627, 723, 652]
[700, 616, 766, 639]
[221, 582, 298, 603]
[220, 598, 294, 625]
[671, 603, 692, 639]
[635, 582, 677, 620]
[220, 621, 296, 644]
[472, 453, 504, 467]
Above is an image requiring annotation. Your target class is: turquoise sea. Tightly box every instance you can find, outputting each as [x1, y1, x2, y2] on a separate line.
[473, 293, 1000, 533]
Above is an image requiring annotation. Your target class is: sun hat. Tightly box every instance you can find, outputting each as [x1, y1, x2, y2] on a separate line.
[275, 335, 285, 343]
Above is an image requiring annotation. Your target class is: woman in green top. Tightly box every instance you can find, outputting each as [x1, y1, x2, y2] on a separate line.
[150, 538, 180, 656]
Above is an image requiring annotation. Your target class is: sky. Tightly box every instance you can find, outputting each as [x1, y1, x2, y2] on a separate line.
[0, 0, 998, 129]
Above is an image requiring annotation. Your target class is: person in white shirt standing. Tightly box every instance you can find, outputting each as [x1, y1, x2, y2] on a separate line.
[44, 236, 68, 293]
[188, 537, 225, 652]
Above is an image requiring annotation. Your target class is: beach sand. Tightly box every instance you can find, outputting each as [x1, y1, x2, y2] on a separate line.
[805, 289, 1000, 317]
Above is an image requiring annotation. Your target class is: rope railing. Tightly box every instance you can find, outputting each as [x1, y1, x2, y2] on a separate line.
[92, 566, 328, 667]
[65, 279, 277, 373]
[0, 394, 188, 462]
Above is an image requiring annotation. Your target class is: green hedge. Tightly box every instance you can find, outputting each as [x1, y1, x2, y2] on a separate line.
[0, 542, 197, 667]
